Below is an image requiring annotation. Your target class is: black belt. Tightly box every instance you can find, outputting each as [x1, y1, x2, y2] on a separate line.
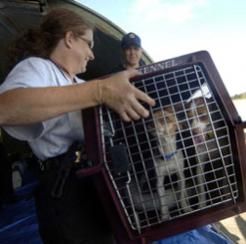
[38, 142, 87, 171]
[38, 150, 82, 172]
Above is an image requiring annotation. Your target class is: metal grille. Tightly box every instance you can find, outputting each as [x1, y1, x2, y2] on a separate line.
[99, 64, 238, 233]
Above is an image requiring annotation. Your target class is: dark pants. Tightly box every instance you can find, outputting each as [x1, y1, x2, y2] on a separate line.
[34, 164, 114, 244]
[0, 143, 13, 205]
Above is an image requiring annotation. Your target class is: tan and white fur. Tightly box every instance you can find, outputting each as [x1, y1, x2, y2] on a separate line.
[188, 97, 216, 208]
[150, 105, 191, 219]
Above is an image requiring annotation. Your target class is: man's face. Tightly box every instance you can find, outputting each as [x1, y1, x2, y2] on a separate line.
[124, 46, 143, 67]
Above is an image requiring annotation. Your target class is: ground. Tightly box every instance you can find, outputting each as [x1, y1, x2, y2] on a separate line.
[216, 212, 246, 243]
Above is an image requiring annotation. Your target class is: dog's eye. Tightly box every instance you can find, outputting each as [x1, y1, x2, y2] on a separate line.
[206, 131, 214, 139]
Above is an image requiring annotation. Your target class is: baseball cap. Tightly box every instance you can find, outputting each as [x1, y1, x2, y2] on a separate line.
[121, 32, 141, 49]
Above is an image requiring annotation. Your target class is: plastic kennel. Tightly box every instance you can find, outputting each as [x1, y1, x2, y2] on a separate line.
[77, 51, 246, 244]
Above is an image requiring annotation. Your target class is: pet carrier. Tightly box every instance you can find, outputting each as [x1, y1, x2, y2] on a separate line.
[77, 50, 246, 244]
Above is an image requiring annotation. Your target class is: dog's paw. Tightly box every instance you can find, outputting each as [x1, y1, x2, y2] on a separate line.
[161, 207, 170, 221]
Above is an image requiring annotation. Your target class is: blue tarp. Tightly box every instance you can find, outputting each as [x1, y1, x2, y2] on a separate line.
[0, 182, 42, 244]
[0, 180, 234, 244]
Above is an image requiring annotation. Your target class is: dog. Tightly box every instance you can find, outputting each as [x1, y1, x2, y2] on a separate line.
[149, 105, 191, 220]
[188, 96, 230, 208]
[187, 96, 212, 208]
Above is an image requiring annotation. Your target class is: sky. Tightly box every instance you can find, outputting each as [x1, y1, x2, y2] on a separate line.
[76, 0, 246, 96]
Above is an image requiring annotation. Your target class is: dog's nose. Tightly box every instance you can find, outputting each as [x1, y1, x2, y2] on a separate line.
[192, 127, 202, 135]
[192, 127, 206, 144]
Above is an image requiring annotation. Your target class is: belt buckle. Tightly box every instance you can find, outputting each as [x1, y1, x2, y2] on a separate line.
[74, 151, 81, 163]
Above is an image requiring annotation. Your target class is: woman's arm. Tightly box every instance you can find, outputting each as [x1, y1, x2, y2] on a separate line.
[0, 69, 155, 125]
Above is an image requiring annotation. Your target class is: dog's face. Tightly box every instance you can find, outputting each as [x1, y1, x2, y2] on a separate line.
[188, 97, 209, 123]
[188, 97, 214, 145]
[151, 106, 178, 138]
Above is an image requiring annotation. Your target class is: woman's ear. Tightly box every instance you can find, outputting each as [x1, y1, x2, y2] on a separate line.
[64, 31, 74, 49]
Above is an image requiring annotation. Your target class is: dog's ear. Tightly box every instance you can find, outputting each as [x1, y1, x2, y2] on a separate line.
[151, 110, 162, 129]
[147, 110, 157, 135]
[185, 100, 192, 110]
[148, 110, 165, 136]
[186, 99, 195, 118]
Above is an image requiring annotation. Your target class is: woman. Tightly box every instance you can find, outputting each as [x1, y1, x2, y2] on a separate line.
[0, 8, 155, 243]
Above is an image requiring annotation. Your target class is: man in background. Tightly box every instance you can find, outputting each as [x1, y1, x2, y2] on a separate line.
[112, 32, 144, 72]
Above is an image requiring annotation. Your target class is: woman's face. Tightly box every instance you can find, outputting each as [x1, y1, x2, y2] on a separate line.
[71, 29, 95, 74]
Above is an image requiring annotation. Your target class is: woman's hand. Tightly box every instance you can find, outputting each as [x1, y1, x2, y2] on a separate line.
[98, 69, 155, 122]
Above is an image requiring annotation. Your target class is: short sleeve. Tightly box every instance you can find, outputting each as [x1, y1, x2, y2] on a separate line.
[0, 57, 54, 140]
[0, 57, 55, 93]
